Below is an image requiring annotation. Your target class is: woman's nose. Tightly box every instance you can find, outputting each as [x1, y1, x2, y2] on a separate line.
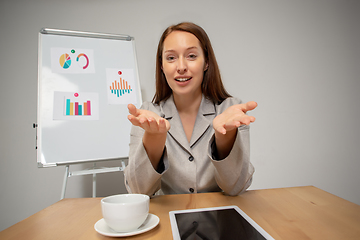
[177, 57, 187, 74]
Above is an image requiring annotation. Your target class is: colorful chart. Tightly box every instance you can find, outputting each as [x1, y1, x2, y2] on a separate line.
[106, 68, 137, 105]
[109, 78, 132, 97]
[59, 53, 71, 69]
[76, 53, 89, 69]
[65, 99, 92, 116]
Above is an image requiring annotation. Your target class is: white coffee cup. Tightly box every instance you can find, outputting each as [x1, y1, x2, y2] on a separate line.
[101, 194, 149, 232]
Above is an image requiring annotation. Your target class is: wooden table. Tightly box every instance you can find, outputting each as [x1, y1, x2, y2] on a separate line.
[1, 186, 359, 239]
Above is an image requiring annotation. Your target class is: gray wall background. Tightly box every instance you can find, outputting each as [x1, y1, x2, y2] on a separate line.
[1, 0, 359, 231]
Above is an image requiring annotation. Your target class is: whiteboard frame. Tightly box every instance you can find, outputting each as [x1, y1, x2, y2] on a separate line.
[37, 28, 141, 167]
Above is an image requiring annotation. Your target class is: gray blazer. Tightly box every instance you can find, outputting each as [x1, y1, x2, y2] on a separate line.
[124, 95, 254, 196]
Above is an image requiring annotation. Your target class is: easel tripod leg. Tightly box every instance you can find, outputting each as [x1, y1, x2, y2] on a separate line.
[61, 165, 69, 200]
[92, 163, 96, 198]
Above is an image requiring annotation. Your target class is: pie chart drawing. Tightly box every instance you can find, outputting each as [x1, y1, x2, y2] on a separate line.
[59, 53, 71, 69]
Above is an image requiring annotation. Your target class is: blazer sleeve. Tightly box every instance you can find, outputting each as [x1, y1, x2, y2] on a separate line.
[208, 98, 255, 196]
[124, 102, 168, 196]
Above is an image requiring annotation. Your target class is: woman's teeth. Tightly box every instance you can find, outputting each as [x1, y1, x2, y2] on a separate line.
[175, 77, 191, 82]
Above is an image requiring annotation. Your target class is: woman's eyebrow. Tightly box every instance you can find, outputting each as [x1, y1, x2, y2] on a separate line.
[163, 49, 175, 54]
[186, 46, 198, 50]
[164, 46, 199, 53]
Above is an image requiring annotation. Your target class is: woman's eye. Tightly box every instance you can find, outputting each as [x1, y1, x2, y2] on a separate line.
[166, 56, 175, 61]
[188, 54, 197, 60]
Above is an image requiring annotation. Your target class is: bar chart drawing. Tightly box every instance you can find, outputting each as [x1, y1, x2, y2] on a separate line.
[109, 78, 132, 97]
[65, 99, 92, 116]
[53, 92, 99, 121]
[106, 68, 137, 105]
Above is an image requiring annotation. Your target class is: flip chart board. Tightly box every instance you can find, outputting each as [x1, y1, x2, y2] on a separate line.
[37, 28, 142, 167]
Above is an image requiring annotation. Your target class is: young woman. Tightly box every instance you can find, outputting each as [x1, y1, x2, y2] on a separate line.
[124, 22, 257, 196]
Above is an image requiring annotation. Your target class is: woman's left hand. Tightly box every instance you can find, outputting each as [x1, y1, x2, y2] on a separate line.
[213, 101, 257, 135]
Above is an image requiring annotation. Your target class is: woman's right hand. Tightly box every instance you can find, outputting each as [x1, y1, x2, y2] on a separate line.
[127, 104, 170, 134]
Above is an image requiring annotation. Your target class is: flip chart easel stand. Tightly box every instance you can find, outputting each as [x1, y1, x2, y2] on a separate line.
[61, 159, 126, 199]
[37, 28, 141, 200]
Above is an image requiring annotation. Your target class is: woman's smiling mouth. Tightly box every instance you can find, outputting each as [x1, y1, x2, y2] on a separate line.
[175, 77, 192, 82]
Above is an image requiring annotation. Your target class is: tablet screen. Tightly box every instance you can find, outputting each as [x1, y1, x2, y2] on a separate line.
[170, 206, 274, 240]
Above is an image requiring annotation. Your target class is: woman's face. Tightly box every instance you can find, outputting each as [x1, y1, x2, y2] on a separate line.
[162, 31, 208, 99]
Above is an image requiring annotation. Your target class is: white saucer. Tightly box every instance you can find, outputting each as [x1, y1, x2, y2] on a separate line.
[94, 213, 160, 237]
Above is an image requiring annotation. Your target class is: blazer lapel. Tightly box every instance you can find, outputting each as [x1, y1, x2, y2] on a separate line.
[160, 96, 192, 153]
[189, 96, 216, 147]
[160, 95, 216, 152]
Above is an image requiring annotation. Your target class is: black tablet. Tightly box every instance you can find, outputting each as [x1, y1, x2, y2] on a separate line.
[169, 205, 274, 240]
